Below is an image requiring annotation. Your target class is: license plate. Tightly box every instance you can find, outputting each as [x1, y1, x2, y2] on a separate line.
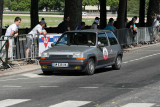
[52, 63, 68, 67]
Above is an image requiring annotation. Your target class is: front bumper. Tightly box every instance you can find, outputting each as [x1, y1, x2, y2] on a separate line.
[40, 59, 88, 72]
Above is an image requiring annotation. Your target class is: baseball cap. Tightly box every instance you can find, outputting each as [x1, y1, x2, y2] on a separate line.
[40, 20, 46, 25]
[94, 20, 99, 24]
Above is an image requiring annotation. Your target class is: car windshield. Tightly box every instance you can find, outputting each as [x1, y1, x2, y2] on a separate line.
[56, 32, 96, 46]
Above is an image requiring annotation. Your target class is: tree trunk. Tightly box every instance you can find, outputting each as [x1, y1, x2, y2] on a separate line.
[147, 0, 160, 27]
[64, 0, 82, 30]
[124, 0, 127, 22]
[100, 0, 106, 29]
[31, 0, 39, 29]
[139, 0, 145, 27]
[0, 0, 4, 36]
[117, 0, 127, 29]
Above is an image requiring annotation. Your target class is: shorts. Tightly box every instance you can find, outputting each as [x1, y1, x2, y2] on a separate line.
[26, 37, 32, 49]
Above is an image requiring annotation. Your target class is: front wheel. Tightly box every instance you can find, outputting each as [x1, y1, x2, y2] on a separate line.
[112, 55, 122, 70]
[85, 58, 95, 75]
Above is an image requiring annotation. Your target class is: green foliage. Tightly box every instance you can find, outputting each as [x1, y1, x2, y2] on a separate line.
[127, 0, 139, 14]
[82, 0, 99, 6]
[107, 0, 119, 8]
[4, 0, 64, 11]
[9, 0, 31, 11]
[38, 0, 64, 11]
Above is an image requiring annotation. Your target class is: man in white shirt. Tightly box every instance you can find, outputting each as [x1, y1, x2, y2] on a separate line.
[26, 21, 47, 62]
[5, 17, 21, 39]
[28, 21, 47, 35]
[4, 17, 21, 58]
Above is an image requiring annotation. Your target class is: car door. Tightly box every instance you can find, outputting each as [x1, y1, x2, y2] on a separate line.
[97, 33, 113, 66]
[106, 32, 119, 63]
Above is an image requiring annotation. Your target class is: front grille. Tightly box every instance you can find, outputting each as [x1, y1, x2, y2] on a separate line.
[49, 55, 73, 60]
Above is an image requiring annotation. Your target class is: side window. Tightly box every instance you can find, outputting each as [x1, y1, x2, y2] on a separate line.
[98, 33, 108, 46]
[106, 32, 118, 45]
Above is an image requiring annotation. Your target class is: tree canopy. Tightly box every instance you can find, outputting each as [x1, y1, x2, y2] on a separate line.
[3, 0, 150, 15]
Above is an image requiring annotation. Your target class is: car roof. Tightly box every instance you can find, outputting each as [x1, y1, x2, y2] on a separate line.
[66, 29, 113, 34]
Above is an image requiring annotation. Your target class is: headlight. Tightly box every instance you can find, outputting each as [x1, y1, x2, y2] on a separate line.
[41, 52, 49, 57]
[73, 53, 81, 58]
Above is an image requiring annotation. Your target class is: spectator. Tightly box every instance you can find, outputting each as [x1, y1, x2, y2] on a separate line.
[75, 22, 85, 30]
[40, 18, 47, 27]
[5, 17, 21, 40]
[133, 16, 138, 27]
[126, 17, 138, 46]
[126, 17, 137, 34]
[152, 16, 160, 42]
[57, 16, 70, 33]
[4, 17, 21, 58]
[91, 17, 99, 29]
[26, 21, 47, 62]
[104, 18, 116, 32]
[113, 18, 118, 28]
[152, 16, 160, 28]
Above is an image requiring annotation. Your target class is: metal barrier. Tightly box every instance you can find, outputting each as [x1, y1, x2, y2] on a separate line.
[115, 27, 160, 47]
[0, 33, 62, 62]
[0, 39, 9, 69]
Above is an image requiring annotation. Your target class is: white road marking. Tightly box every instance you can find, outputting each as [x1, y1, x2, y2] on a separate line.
[0, 99, 30, 107]
[0, 78, 29, 82]
[49, 100, 91, 107]
[123, 53, 160, 64]
[22, 73, 44, 78]
[2, 85, 22, 88]
[40, 86, 59, 88]
[79, 87, 99, 89]
[122, 103, 155, 107]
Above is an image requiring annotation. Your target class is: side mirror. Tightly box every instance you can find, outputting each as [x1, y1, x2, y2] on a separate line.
[98, 42, 104, 47]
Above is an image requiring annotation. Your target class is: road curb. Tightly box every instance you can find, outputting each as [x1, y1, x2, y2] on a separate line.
[0, 67, 41, 78]
[123, 43, 160, 52]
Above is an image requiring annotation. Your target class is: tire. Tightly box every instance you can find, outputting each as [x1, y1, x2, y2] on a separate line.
[42, 70, 53, 75]
[85, 58, 95, 75]
[112, 55, 122, 70]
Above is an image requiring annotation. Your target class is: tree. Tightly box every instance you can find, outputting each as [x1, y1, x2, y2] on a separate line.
[127, 0, 139, 14]
[64, 0, 82, 30]
[0, 0, 4, 36]
[139, 0, 145, 27]
[147, 0, 160, 26]
[116, 0, 127, 29]
[31, 0, 39, 28]
[82, 0, 90, 10]
[100, 0, 106, 29]
[106, 0, 119, 8]
[3, 0, 11, 9]
[8, 0, 31, 11]
[39, 0, 64, 11]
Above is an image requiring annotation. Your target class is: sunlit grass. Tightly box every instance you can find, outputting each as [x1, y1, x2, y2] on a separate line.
[3, 15, 95, 28]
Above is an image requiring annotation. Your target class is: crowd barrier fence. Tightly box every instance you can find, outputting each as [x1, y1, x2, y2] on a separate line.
[114, 27, 160, 47]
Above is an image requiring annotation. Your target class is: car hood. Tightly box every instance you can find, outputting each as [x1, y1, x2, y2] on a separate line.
[44, 45, 95, 54]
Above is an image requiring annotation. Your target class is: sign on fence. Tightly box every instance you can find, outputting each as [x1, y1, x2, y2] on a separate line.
[39, 33, 62, 56]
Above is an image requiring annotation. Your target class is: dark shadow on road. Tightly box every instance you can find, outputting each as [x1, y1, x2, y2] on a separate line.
[38, 67, 114, 76]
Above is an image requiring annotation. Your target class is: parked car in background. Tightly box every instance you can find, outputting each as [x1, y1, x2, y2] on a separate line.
[40, 30, 123, 75]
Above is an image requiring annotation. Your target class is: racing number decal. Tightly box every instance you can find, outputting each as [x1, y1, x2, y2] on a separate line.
[41, 37, 50, 48]
[103, 47, 108, 60]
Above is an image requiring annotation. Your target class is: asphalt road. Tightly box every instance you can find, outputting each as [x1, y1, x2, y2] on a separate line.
[0, 44, 160, 107]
